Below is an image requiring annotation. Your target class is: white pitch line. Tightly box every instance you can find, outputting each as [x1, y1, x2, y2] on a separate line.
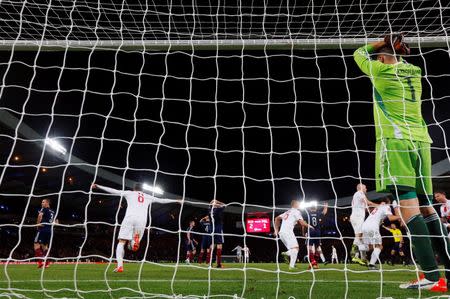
[0, 279, 405, 284]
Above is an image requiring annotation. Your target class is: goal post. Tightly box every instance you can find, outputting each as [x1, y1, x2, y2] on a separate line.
[0, 36, 448, 51]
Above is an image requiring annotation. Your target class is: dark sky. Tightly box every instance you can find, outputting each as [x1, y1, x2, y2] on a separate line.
[0, 46, 449, 211]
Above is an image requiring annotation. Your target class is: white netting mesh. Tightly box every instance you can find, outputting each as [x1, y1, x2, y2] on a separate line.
[0, 1, 449, 298]
[0, 0, 448, 40]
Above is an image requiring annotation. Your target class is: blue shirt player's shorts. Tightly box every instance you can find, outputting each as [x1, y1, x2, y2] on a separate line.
[184, 240, 195, 252]
[307, 229, 321, 247]
[213, 225, 224, 244]
[34, 230, 51, 245]
[201, 235, 212, 249]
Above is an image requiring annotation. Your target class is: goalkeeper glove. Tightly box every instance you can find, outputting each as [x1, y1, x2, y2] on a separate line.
[384, 33, 410, 56]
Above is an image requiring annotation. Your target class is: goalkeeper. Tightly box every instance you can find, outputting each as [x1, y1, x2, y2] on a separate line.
[354, 34, 450, 291]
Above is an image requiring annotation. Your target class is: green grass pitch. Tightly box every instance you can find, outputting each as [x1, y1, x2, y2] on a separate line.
[0, 263, 443, 298]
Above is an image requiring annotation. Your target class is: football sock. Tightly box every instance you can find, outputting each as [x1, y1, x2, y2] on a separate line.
[390, 254, 396, 265]
[290, 248, 299, 268]
[206, 251, 211, 264]
[320, 253, 326, 263]
[370, 248, 381, 265]
[357, 244, 367, 260]
[407, 214, 439, 282]
[189, 252, 194, 262]
[309, 252, 316, 264]
[42, 249, 48, 264]
[34, 248, 43, 265]
[34, 248, 42, 258]
[198, 252, 204, 263]
[116, 242, 125, 268]
[216, 248, 222, 266]
[424, 213, 450, 280]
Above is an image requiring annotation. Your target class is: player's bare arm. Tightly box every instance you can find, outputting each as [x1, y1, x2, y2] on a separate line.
[298, 219, 313, 230]
[274, 216, 282, 236]
[36, 211, 43, 227]
[387, 215, 401, 222]
[322, 202, 328, 215]
[210, 199, 225, 207]
[365, 196, 378, 208]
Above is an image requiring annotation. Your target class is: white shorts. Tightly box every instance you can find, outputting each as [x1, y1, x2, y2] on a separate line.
[362, 223, 382, 246]
[118, 216, 146, 241]
[279, 231, 298, 249]
[350, 215, 365, 235]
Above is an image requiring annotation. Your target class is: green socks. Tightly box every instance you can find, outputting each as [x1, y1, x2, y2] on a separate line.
[407, 214, 440, 282]
[424, 213, 450, 280]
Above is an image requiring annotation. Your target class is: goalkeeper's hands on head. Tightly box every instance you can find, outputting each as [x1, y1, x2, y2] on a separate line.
[384, 33, 410, 56]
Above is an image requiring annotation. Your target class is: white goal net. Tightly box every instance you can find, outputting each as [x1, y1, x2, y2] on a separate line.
[0, 0, 449, 298]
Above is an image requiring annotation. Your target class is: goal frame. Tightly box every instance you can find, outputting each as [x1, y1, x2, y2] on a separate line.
[0, 36, 448, 51]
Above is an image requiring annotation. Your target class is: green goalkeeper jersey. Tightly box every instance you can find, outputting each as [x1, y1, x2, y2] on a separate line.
[353, 45, 432, 143]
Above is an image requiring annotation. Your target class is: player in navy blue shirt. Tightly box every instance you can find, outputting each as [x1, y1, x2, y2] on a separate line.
[209, 199, 225, 268]
[197, 215, 212, 264]
[305, 202, 328, 268]
[184, 220, 198, 263]
[34, 198, 57, 268]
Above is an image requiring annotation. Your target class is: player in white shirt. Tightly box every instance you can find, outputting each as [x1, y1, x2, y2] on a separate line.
[232, 245, 243, 263]
[243, 246, 250, 263]
[435, 191, 450, 229]
[350, 183, 375, 265]
[361, 197, 400, 270]
[331, 245, 338, 264]
[274, 200, 312, 269]
[92, 183, 180, 272]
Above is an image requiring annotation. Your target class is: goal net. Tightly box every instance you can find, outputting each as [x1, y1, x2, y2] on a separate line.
[0, 0, 449, 298]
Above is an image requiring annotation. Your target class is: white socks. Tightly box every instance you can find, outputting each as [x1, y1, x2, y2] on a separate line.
[370, 248, 381, 265]
[289, 248, 299, 268]
[320, 253, 326, 263]
[116, 242, 125, 268]
[358, 244, 368, 260]
[354, 238, 361, 258]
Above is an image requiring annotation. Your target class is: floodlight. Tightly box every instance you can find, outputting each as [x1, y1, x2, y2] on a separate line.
[143, 183, 164, 195]
[299, 200, 318, 210]
[45, 138, 67, 155]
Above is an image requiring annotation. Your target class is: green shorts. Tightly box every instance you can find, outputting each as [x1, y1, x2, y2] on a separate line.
[375, 138, 432, 203]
